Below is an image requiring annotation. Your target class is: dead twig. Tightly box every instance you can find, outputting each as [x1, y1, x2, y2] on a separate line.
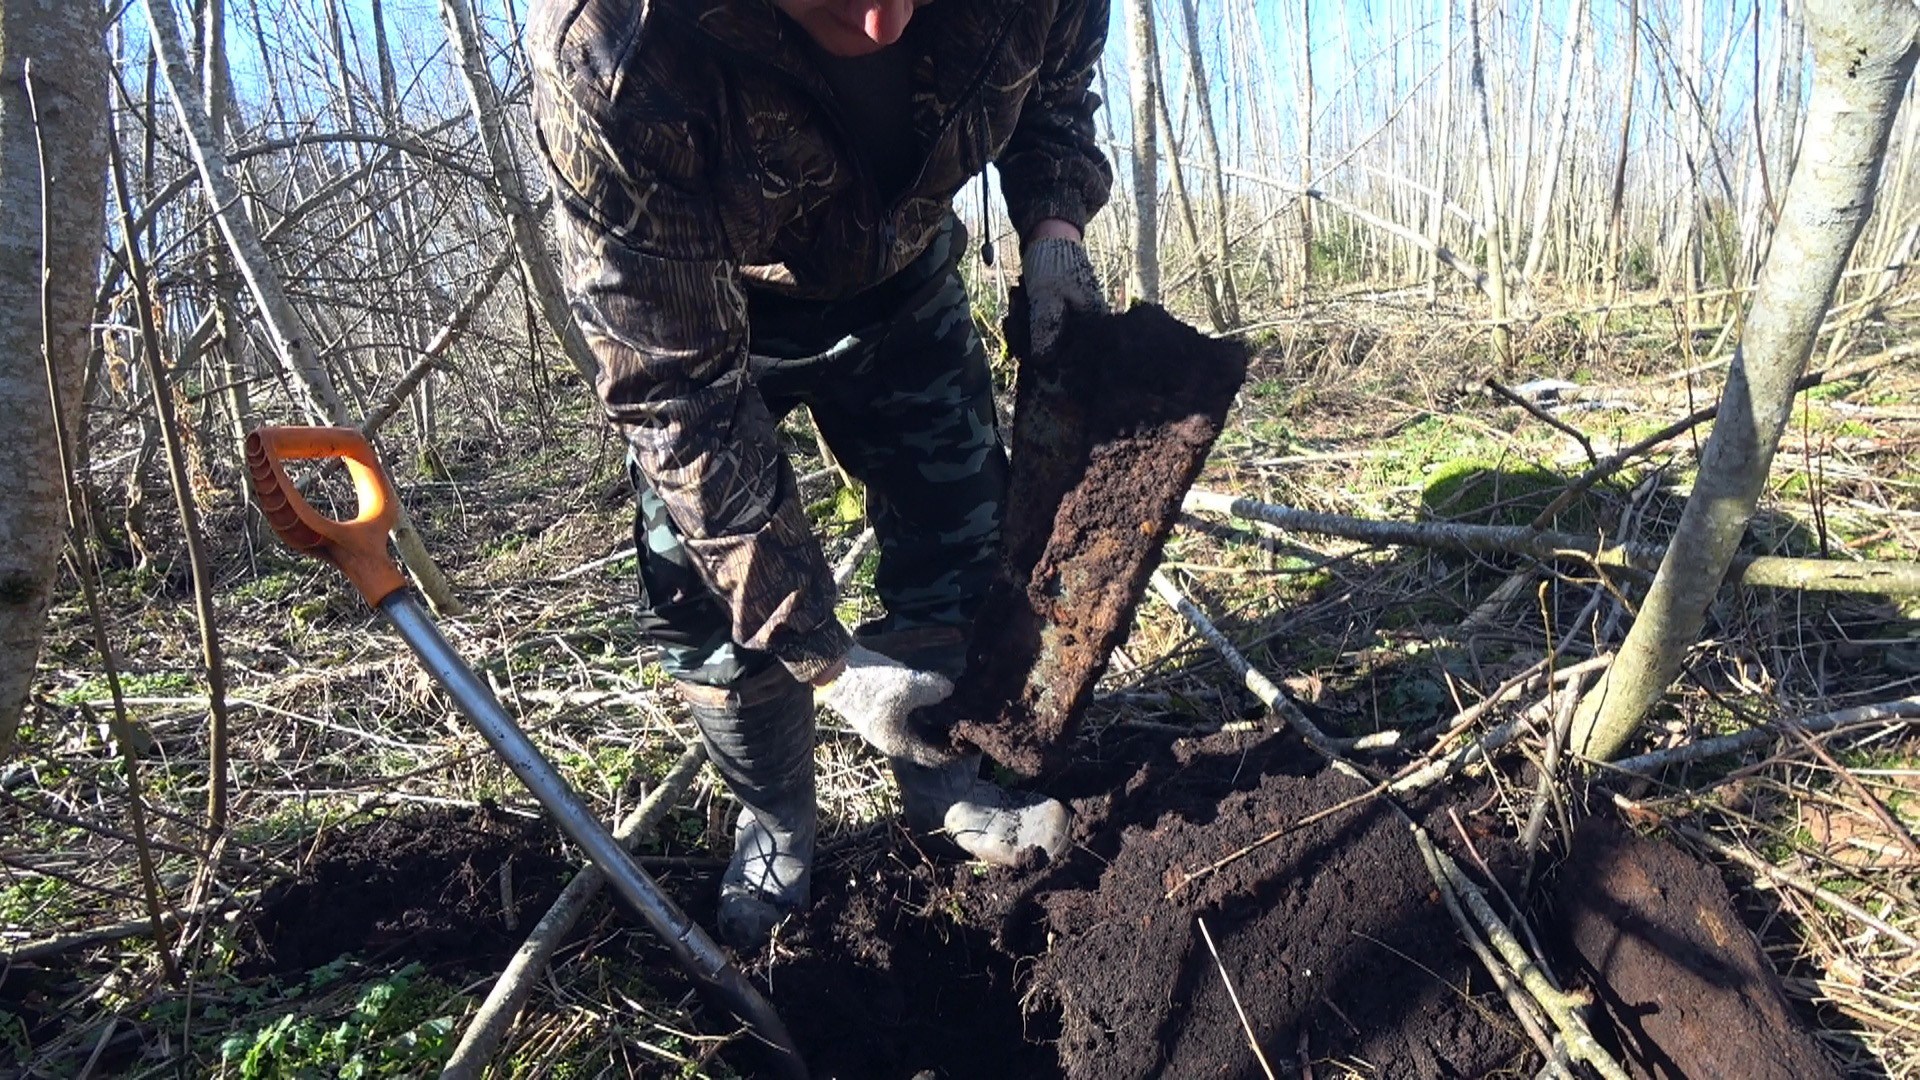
[1521, 671, 1588, 864]
[1196, 917, 1280, 1080]
[1626, 799, 1920, 951]
[107, 97, 234, 840]
[1603, 696, 1920, 775]
[28, 60, 178, 989]
[1784, 726, 1920, 859]
[441, 739, 709, 1080]
[1409, 824, 1567, 1075]
[1149, 569, 1397, 757]
[1184, 489, 1920, 595]
[1486, 378, 1598, 466]
[1166, 782, 1388, 900]
[1410, 822, 1628, 1080]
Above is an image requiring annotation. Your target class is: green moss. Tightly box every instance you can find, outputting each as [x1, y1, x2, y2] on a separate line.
[1419, 460, 1593, 531]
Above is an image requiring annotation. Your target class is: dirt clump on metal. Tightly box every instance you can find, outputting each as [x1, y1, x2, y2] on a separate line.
[947, 303, 1248, 775]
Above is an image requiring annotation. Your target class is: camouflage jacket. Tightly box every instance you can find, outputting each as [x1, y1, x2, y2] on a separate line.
[528, 0, 1112, 682]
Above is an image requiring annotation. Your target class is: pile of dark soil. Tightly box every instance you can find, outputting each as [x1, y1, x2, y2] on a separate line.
[1552, 816, 1844, 1080]
[766, 729, 1528, 1079]
[250, 804, 572, 974]
[240, 744, 1845, 1080]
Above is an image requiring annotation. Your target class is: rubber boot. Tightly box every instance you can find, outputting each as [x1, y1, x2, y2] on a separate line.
[678, 663, 817, 949]
[856, 625, 1073, 867]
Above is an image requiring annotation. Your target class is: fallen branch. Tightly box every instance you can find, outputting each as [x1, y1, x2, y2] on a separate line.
[1603, 696, 1920, 775]
[4, 892, 253, 964]
[1391, 710, 1536, 794]
[1407, 827, 1567, 1075]
[1184, 490, 1920, 595]
[1410, 823, 1629, 1080]
[1416, 654, 1614, 751]
[440, 740, 708, 1080]
[1521, 346, 1914, 529]
[1148, 570, 1398, 756]
[359, 244, 516, 438]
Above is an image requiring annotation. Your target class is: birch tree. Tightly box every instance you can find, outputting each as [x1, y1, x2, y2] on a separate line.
[1125, 0, 1161, 304]
[1178, 0, 1239, 326]
[1467, 0, 1512, 358]
[0, 3, 108, 752]
[437, 0, 596, 387]
[1570, 0, 1920, 761]
[141, 0, 466, 613]
[1520, 0, 1588, 287]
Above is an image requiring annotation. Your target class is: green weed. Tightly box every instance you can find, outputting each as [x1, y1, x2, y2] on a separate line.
[54, 670, 196, 706]
[215, 963, 461, 1079]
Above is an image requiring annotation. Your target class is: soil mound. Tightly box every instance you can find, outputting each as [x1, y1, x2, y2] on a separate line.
[250, 805, 572, 974]
[1028, 731, 1524, 1079]
[765, 729, 1526, 1079]
[1552, 816, 1844, 1080]
[235, 744, 1839, 1080]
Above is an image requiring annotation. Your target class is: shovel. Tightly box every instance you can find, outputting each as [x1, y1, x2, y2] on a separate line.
[244, 425, 808, 1079]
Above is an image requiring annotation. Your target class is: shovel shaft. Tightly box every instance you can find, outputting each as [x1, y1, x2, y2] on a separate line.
[377, 591, 806, 1076]
[243, 427, 804, 1076]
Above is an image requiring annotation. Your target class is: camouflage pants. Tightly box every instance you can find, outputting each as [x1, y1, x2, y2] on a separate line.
[632, 220, 1008, 687]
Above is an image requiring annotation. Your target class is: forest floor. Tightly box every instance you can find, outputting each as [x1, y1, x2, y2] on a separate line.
[6, 288, 1920, 1078]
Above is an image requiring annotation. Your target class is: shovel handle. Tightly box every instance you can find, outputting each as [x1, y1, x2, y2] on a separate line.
[245, 426, 406, 606]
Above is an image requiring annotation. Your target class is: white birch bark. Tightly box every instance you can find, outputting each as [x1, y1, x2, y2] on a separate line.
[1125, 0, 1162, 304]
[0, 3, 108, 750]
[1178, 0, 1239, 325]
[1467, 0, 1512, 359]
[1297, 0, 1314, 289]
[1571, 0, 1920, 760]
[1520, 0, 1588, 286]
[1426, 0, 1456, 300]
[437, 0, 597, 386]
[142, 0, 464, 613]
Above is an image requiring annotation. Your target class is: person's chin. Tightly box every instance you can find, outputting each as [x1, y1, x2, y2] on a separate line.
[806, 13, 888, 55]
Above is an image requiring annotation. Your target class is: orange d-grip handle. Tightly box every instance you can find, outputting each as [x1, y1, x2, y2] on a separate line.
[245, 426, 407, 606]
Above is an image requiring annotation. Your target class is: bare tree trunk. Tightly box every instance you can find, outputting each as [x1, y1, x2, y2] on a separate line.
[1426, 0, 1457, 302]
[437, 0, 597, 387]
[141, 0, 465, 614]
[1179, 0, 1239, 326]
[1467, 0, 1512, 361]
[107, 118, 234, 837]
[194, 0, 254, 495]
[1154, 54, 1226, 329]
[1521, 0, 1589, 288]
[0, 4, 108, 751]
[1125, 0, 1161, 304]
[1603, 0, 1641, 300]
[1297, 0, 1314, 291]
[1570, 0, 1920, 761]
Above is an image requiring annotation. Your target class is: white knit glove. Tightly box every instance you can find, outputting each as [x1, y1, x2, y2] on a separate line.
[1022, 236, 1107, 357]
[818, 644, 961, 767]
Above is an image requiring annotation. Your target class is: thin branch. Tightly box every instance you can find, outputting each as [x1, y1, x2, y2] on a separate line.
[440, 740, 708, 1080]
[1185, 490, 1920, 595]
[1196, 917, 1280, 1080]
